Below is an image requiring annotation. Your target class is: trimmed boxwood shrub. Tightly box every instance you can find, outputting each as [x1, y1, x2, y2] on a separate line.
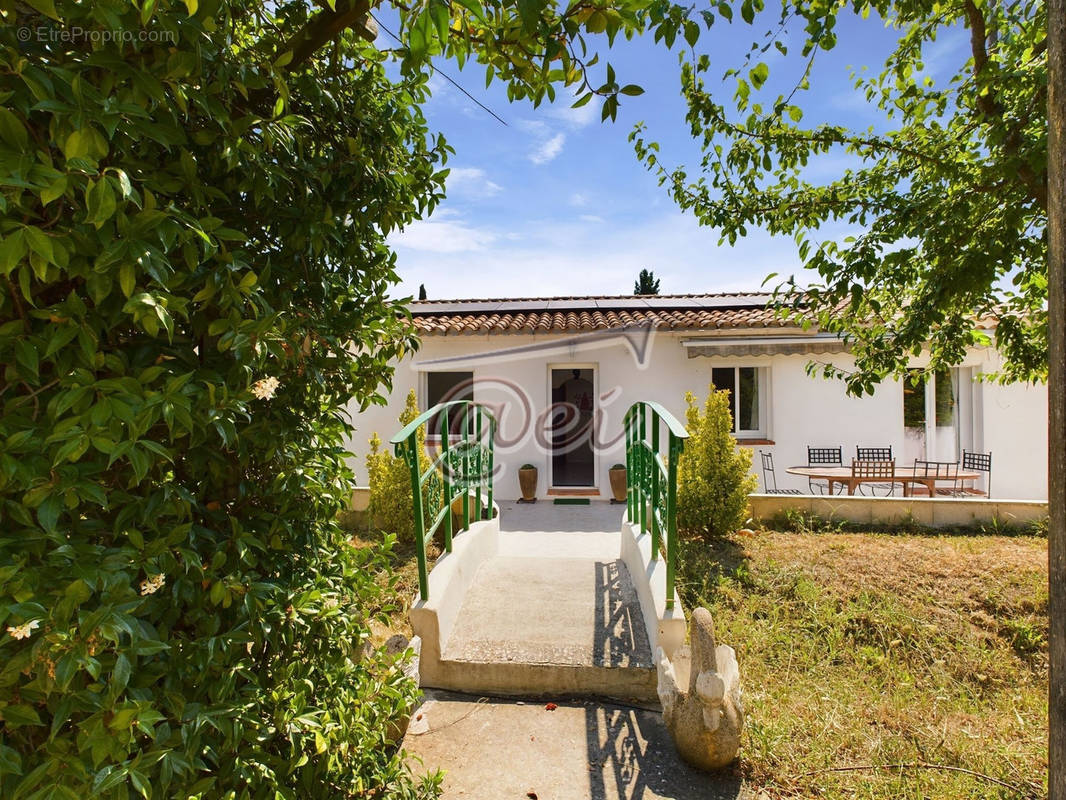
[677, 386, 758, 538]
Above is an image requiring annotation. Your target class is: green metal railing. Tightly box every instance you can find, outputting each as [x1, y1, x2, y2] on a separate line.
[623, 401, 689, 609]
[390, 400, 496, 602]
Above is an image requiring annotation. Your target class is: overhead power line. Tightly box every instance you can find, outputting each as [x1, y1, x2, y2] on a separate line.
[369, 12, 508, 127]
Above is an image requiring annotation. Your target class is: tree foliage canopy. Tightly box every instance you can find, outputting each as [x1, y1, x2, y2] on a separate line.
[0, 0, 448, 795]
[390, 0, 705, 119]
[632, 0, 1048, 394]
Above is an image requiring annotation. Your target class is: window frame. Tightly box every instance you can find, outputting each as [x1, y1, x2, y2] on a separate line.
[710, 365, 768, 439]
[902, 366, 972, 462]
[421, 370, 475, 440]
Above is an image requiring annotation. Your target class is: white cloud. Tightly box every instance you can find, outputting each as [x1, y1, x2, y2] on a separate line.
[517, 120, 567, 164]
[545, 96, 599, 129]
[529, 132, 565, 165]
[425, 73, 451, 97]
[517, 119, 548, 136]
[570, 192, 589, 207]
[393, 211, 823, 298]
[446, 166, 502, 198]
[579, 214, 604, 224]
[389, 211, 496, 254]
[915, 27, 969, 82]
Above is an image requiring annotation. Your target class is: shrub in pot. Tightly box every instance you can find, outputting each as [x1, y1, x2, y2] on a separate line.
[609, 463, 628, 501]
[519, 463, 538, 500]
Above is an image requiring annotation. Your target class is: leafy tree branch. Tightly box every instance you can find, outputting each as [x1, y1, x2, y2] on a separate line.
[632, 0, 1048, 394]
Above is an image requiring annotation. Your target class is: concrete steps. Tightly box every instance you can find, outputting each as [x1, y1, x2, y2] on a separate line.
[433, 552, 657, 702]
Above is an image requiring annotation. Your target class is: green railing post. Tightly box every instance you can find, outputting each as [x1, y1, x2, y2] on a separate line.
[650, 416, 661, 560]
[622, 401, 687, 609]
[441, 406, 453, 553]
[638, 407, 647, 536]
[666, 432, 681, 610]
[390, 400, 498, 603]
[462, 406, 470, 531]
[475, 406, 482, 521]
[628, 412, 637, 525]
[408, 438, 428, 601]
[625, 417, 634, 524]
[486, 416, 495, 513]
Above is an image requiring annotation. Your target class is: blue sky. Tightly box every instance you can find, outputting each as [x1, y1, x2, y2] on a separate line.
[378, 9, 971, 300]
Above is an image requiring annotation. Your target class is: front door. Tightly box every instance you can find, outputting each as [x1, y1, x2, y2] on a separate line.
[550, 367, 595, 487]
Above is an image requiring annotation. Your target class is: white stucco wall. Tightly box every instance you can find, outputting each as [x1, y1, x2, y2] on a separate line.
[976, 356, 1049, 500]
[343, 331, 1049, 502]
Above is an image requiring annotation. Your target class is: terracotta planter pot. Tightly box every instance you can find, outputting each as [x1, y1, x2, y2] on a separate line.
[518, 467, 538, 500]
[609, 467, 627, 502]
[449, 488, 497, 527]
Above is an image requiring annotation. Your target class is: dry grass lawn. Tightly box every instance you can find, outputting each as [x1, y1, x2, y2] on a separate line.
[679, 530, 1048, 799]
[348, 516, 1048, 798]
[346, 530, 434, 644]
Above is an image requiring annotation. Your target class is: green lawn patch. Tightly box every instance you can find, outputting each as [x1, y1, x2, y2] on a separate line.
[679, 530, 1048, 798]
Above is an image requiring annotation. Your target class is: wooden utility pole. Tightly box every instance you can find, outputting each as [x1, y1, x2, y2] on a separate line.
[1050, 0, 1064, 796]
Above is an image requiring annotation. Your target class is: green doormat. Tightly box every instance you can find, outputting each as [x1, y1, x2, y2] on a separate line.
[552, 497, 591, 505]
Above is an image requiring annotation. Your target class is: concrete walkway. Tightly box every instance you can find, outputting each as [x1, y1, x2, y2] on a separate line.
[433, 526, 657, 701]
[497, 499, 625, 533]
[403, 691, 751, 800]
[428, 501, 658, 701]
[403, 500, 751, 796]
[444, 556, 651, 670]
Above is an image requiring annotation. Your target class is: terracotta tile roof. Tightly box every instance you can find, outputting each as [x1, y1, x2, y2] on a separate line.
[409, 293, 794, 335]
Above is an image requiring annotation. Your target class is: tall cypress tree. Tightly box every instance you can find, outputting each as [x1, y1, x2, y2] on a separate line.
[634, 269, 661, 295]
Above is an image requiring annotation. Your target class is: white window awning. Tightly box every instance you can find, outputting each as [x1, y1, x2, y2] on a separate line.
[681, 335, 847, 358]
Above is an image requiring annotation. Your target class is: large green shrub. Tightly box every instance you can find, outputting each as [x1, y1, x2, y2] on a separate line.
[0, 3, 445, 797]
[676, 386, 758, 538]
[367, 391, 430, 542]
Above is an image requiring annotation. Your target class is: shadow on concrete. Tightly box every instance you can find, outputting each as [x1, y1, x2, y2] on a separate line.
[585, 556, 747, 799]
[584, 703, 748, 800]
[593, 560, 652, 669]
[402, 690, 750, 799]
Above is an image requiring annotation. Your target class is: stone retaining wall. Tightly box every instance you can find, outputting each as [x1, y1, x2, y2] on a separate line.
[748, 493, 1049, 529]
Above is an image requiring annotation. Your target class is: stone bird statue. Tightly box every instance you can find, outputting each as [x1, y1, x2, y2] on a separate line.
[656, 606, 743, 770]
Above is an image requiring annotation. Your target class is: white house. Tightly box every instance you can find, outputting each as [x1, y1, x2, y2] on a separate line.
[344, 294, 1049, 501]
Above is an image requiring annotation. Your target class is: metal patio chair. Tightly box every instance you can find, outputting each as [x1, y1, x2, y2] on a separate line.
[806, 446, 844, 495]
[760, 451, 802, 495]
[852, 458, 896, 497]
[855, 446, 895, 495]
[911, 459, 960, 497]
[938, 450, 992, 497]
[856, 446, 893, 461]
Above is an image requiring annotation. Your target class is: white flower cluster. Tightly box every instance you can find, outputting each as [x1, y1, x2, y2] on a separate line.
[7, 620, 40, 640]
[140, 574, 165, 596]
[251, 376, 280, 400]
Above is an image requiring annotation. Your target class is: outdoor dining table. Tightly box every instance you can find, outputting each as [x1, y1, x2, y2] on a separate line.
[785, 465, 983, 497]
